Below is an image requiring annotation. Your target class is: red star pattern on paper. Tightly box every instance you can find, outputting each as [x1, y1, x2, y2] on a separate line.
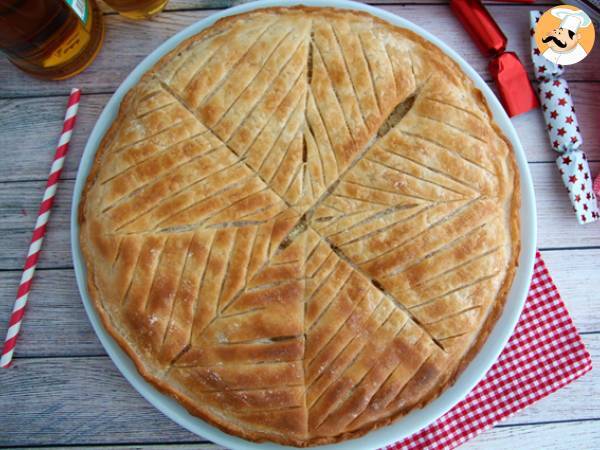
[530, 18, 599, 224]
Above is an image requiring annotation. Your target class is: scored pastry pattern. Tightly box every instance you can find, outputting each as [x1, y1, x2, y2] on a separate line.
[80, 8, 517, 445]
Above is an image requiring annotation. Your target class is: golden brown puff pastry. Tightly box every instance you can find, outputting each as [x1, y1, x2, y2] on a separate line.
[79, 6, 520, 446]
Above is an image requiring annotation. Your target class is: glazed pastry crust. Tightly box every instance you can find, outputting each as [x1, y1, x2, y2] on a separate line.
[79, 7, 520, 446]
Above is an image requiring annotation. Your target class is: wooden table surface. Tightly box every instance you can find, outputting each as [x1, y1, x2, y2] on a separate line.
[0, 1, 599, 448]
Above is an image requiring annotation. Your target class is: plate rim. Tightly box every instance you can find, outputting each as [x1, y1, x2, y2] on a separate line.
[70, 1, 537, 449]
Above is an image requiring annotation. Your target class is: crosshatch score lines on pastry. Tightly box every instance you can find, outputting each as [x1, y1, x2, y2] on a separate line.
[79, 7, 519, 446]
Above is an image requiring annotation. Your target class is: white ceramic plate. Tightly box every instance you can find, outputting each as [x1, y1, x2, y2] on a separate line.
[71, 1, 537, 448]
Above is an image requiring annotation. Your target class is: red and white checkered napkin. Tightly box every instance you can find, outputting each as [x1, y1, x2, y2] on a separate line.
[386, 251, 593, 450]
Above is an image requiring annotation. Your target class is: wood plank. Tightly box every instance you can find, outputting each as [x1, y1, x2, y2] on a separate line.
[118, 0, 558, 12]
[103, 0, 242, 11]
[0, 161, 597, 272]
[0, 180, 73, 270]
[1, 5, 599, 98]
[22, 442, 227, 450]
[1, 334, 597, 446]
[533, 161, 600, 248]
[2, 248, 596, 359]
[461, 420, 600, 450]
[0, 270, 103, 357]
[14, 420, 600, 449]
[0, 357, 199, 446]
[49, 446, 224, 450]
[0, 94, 110, 183]
[512, 82, 600, 163]
[1, 82, 598, 184]
[11, 421, 600, 449]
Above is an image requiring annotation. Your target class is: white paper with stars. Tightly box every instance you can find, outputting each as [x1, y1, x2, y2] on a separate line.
[530, 10, 599, 224]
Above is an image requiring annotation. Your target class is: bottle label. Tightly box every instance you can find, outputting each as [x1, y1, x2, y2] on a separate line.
[65, 0, 89, 25]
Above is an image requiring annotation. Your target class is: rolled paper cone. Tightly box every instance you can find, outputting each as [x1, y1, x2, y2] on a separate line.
[489, 52, 540, 117]
[556, 151, 599, 224]
[530, 12, 574, 150]
[537, 78, 582, 154]
[450, 0, 507, 57]
[529, 11, 598, 223]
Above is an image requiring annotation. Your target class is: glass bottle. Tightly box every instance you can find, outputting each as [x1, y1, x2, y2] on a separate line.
[0, 0, 105, 80]
[102, 0, 169, 20]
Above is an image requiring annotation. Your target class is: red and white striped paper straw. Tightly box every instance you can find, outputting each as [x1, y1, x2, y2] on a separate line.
[1, 88, 81, 368]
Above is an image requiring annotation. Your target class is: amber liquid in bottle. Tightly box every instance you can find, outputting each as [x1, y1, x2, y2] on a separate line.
[0, 0, 104, 80]
[102, 0, 168, 19]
